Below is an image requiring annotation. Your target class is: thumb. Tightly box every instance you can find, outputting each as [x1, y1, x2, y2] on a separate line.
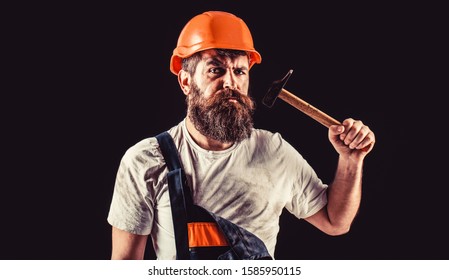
[329, 124, 345, 136]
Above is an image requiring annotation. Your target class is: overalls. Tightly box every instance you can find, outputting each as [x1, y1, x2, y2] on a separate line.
[156, 131, 272, 260]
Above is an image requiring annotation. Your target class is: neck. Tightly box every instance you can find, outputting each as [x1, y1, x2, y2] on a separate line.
[185, 117, 233, 151]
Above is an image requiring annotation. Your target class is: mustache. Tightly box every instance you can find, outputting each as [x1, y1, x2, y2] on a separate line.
[213, 88, 249, 105]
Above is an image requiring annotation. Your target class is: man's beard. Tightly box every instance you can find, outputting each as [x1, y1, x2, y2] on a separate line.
[187, 83, 255, 143]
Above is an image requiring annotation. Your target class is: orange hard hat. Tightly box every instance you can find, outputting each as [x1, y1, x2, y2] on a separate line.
[170, 11, 262, 75]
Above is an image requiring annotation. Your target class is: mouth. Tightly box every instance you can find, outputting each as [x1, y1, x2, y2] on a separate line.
[227, 97, 238, 103]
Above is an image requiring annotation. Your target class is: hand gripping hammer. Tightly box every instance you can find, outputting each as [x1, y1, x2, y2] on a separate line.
[262, 69, 372, 152]
[262, 69, 341, 128]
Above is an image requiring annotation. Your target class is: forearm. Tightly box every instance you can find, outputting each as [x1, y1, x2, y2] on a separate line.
[326, 156, 363, 232]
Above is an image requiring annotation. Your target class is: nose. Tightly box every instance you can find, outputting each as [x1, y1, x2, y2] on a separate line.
[223, 71, 237, 90]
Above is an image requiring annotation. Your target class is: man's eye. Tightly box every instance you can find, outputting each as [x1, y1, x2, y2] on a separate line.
[235, 69, 246, 75]
[209, 68, 224, 74]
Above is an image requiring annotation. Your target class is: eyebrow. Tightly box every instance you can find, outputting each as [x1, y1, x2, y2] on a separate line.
[205, 57, 249, 71]
[205, 57, 224, 67]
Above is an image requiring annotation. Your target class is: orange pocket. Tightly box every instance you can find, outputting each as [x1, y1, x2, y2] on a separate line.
[188, 222, 229, 247]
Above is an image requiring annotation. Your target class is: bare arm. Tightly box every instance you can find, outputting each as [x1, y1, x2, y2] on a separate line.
[111, 226, 148, 260]
[305, 118, 375, 235]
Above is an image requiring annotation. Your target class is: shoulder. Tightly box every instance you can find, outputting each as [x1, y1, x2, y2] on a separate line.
[120, 137, 162, 170]
[120, 121, 184, 170]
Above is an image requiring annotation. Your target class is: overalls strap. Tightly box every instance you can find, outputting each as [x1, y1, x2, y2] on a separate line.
[155, 131, 192, 260]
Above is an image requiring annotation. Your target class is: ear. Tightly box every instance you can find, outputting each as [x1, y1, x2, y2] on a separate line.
[178, 70, 191, 96]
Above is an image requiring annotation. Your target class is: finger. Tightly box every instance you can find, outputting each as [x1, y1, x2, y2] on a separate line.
[329, 124, 345, 137]
[339, 118, 355, 141]
[348, 125, 370, 149]
[355, 130, 375, 150]
[341, 120, 363, 146]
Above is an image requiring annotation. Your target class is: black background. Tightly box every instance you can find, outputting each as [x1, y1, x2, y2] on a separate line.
[3, 1, 447, 260]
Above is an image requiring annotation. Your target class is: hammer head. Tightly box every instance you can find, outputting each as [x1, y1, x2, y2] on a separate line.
[262, 69, 294, 108]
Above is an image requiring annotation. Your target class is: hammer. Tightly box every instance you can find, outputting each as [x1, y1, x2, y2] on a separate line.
[262, 69, 341, 128]
[263, 70, 372, 152]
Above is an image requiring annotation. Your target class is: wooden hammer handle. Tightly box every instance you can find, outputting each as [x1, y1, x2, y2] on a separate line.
[279, 88, 341, 128]
[278, 88, 371, 152]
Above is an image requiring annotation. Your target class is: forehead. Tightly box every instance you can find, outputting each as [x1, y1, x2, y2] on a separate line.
[199, 49, 250, 68]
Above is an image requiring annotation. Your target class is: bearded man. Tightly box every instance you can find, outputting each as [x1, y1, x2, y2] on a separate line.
[107, 11, 375, 260]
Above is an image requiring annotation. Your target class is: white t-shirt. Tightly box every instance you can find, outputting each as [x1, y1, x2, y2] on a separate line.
[107, 119, 328, 259]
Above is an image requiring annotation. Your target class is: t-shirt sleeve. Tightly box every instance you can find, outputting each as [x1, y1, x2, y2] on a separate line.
[107, 138, 162, 235]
